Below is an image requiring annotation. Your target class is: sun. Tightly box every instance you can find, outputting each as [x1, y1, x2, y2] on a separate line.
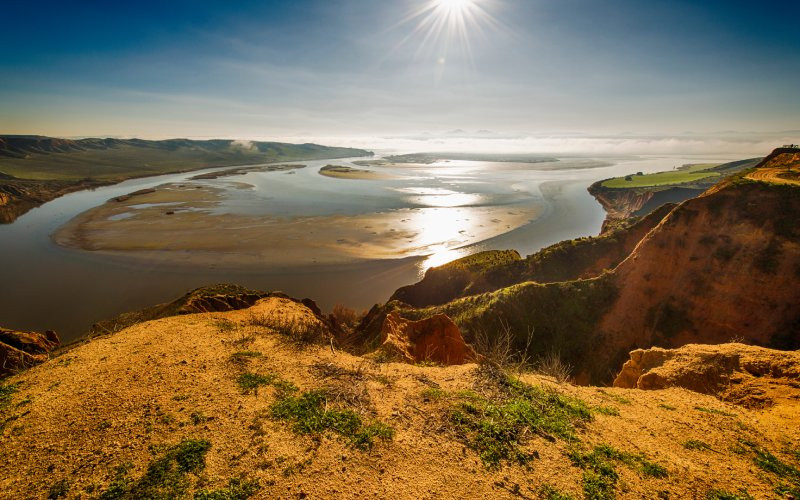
[436, 0, 475, 15]
[392, 0, 499, 65]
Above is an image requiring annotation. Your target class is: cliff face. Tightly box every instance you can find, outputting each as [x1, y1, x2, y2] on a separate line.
[588, 157, 762, 232]
[0, 177, 108, 223]
[597, 168, 800, 366]
[390, 204, 674, 308]
[588, 183, 696, 229]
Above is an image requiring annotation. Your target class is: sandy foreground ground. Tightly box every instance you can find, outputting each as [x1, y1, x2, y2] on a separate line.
[1, 298, 797, 498]
[53, 183, 540, 266]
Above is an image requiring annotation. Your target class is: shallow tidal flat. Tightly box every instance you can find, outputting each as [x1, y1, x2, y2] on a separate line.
[53, 178, 540, 266]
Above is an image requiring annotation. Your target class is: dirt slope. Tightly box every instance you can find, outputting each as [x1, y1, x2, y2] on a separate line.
[596, 175, 800, 368]
[1, 299, 798, 499]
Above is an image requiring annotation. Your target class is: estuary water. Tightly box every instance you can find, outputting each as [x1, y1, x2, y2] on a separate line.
[0, 153, 741, 342]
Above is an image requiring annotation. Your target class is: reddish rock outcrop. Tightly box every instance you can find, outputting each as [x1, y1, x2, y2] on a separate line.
[377, 312, 476, 365]
[613, 343, 800, 408]
[0, 327, 60, 377]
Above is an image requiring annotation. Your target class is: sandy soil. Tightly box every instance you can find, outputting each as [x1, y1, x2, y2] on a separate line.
[53, 183, 540, 266]
[0, 298, 796, 498]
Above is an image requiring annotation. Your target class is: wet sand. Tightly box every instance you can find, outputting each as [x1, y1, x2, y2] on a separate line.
[53, 183, 541, 266]
[318, 164, 398, 180]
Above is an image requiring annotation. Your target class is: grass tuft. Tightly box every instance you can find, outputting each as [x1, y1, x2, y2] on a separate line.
[248, 313, 327, 346]
[569, 444, 668, 499]
[705, 489, 755, 500]
[594, 406, 620, 416]
[47, 479, 69, 499]
[737, 440, 800, 496]
[447, 374, 592, 468]
[694, 406, 735, 417]
[190, 412, 208, 425]
[270, 389, 393, 450]
[536, 484, 575, 500]
[236, 372, 277, 394]
[100, 439, 211, 499]
[0, 383, 19, 411]
[194, 478, 260, 500]
[683, 439, 712, 451]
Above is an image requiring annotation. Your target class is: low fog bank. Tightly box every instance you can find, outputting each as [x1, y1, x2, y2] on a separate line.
[268, 132, 800, 156]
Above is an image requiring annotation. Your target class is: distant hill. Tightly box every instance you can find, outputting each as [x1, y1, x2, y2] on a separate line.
[0, 136, 372, 181]
[0, 136, 373, 223]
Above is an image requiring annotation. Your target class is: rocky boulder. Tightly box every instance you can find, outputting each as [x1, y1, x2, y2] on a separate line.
[377, 312, 476, 365]
[0, 327, 60, 377]
[614, 343, 800, 408]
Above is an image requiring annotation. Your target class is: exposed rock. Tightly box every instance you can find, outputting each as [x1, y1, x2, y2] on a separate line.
[0, 327, 60, 377]
[377, 312, 476, 365]
[88, 284, 333, 338]
[178, 290, 268, 314]
[613, 343, 800, 408]
[300, 298, 322, 317]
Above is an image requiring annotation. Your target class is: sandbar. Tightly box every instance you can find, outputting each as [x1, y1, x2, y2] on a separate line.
[318, 164, 397, 180]
[53, 183, 541, 267]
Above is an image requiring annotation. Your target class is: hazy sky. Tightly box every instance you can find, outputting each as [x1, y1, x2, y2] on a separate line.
[2, 0, 798, 152]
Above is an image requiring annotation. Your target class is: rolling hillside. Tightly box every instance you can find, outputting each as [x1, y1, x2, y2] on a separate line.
[0, 136, 372, 223]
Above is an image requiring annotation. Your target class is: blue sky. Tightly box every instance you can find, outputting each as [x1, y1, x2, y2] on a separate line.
[1, 0, 798, 150]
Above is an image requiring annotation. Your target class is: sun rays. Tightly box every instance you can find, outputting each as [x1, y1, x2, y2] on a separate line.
[391, 0, 502, 68]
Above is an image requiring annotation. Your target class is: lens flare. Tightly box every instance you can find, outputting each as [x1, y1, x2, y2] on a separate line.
[436, 0, 474, 16]
[391, 0, 501, 68]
